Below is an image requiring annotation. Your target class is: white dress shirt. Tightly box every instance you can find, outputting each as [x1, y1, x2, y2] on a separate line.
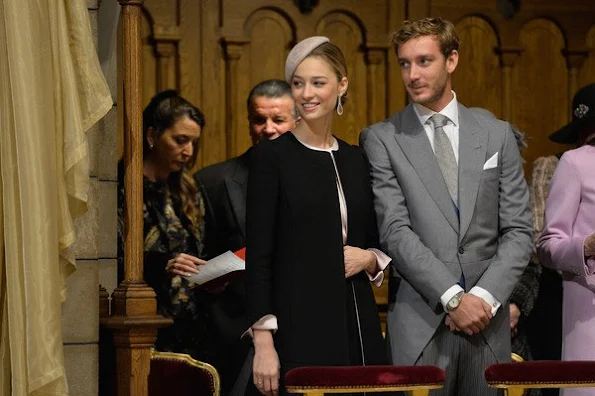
[413, 92, 501, 315]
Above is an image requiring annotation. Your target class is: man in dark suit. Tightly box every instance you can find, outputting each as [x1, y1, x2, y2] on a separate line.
[195, 79, 297, 395]
[360, 17, 533, 395]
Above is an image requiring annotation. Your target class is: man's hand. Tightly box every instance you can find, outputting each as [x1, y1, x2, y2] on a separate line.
[447, 293, 493, 335]
[585, 233, 595, 257]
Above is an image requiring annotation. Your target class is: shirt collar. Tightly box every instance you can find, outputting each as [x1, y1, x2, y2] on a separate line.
[413, 90, 459, 127]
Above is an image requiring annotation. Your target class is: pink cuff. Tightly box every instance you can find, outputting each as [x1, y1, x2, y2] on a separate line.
[366, 248, 391, 287]
[242, 314, 278, 339]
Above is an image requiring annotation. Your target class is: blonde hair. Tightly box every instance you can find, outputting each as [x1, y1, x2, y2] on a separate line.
[308, 42, 348, 105]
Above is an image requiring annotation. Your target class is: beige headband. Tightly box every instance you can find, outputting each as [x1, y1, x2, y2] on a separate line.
[284, 36, 330, 82]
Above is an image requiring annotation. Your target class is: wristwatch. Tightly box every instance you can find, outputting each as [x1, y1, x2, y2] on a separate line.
[446, 290, 465, 312]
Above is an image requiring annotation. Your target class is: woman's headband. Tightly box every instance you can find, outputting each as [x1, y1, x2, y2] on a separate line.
[284, 36, 330, 82]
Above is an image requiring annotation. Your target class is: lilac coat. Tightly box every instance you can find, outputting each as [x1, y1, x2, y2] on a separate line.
[538, 144, 595, 396]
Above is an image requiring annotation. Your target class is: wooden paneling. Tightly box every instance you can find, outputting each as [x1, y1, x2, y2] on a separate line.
[136, 0, 404, 167]
[117, 0, 595, 319]
[453, 16, 502, 117]
[512, 19, 569, 170]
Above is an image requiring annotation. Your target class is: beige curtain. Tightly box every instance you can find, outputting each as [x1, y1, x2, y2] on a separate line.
[0, 0, 112, 394]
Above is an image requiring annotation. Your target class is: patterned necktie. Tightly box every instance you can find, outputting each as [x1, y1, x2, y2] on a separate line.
[429, 113, 458, 205]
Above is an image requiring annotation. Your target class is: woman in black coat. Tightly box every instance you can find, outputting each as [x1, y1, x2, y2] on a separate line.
[246, 37, 390, 395]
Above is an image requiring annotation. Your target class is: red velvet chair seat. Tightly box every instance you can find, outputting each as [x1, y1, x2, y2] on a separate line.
[485, 360, 595, 386]
[148, 350, 220, 396]
[285, 365, 445, 390]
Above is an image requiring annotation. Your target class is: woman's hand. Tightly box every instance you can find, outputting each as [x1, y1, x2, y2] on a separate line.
[343, 246, 376, 278]
[585, 233, 595, 257]
[165, 253, 205, 277]
[510, 303, 521, 336]
[252, 329, 280, 396]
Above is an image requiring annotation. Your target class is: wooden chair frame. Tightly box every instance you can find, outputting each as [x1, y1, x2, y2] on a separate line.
[150, 350, 221, 396]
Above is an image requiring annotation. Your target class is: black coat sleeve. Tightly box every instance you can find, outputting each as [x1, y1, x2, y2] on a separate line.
[245, 140, 280, 325]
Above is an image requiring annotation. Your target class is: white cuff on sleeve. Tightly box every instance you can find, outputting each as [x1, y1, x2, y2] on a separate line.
[470, 286, 501, 315]
[440, 284, 465, 313]
[242, 314, 278, 339]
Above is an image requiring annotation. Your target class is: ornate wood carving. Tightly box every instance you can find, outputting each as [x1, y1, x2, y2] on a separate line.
[497, 46, 523, 121]
[221, 37, 250, 158]
[153, 24, 181, 91]
[293, 0, 319, 14]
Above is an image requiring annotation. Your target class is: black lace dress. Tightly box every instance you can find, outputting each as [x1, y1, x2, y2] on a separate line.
[118, 171, 217, 363]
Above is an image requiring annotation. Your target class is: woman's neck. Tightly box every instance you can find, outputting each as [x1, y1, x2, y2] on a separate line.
[292, 116, 335, 149]
[143, 158, 170, 182]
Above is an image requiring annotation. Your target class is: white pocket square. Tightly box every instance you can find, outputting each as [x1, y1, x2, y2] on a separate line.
[483, 152, 498, 170]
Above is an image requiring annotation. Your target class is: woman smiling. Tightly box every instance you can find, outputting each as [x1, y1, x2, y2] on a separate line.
[245, 37, 390, 396]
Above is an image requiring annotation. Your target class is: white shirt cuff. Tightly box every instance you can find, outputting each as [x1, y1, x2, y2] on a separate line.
[470, 286, 501, 315]
[366, 248, 391, 287]
[440, 284, 465, 313]
[242, 314, 278, 339]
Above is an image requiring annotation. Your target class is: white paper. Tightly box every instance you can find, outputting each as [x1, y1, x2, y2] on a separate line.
[186, 250, 245, 285]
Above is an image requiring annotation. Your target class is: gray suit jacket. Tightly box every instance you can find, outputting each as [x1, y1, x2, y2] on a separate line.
[360, 103, 532, 365]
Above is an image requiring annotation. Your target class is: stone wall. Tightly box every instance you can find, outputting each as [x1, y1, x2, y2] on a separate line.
[61, 1, 118, 394]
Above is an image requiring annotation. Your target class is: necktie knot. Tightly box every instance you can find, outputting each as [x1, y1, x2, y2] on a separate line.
[429, 113, 449, 129]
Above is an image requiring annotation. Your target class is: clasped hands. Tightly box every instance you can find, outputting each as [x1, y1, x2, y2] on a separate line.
[444, 293, 493, 335]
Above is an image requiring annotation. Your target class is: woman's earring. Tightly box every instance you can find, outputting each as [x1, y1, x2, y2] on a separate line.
[336, 95, 344, 116]
[149, 143, 154, 149]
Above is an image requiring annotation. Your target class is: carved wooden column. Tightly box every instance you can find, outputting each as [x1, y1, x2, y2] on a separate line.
[153, 24, 181, 91]
[222, 38, 249, 158]
[365, 45, 387, 124]
[101, 2, 172, 396]
[563, 49, 588, 116]
[497, 47, 522, 121]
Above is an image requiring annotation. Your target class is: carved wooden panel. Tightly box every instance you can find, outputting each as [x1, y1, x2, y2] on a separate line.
[511, 19, 569, 168]
[317, 12, 368, 145]
[118, 0, 595, 323]
[452, 16, 502, 117]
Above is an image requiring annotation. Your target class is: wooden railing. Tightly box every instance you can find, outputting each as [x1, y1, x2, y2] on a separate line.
[99, 1, 172, 395]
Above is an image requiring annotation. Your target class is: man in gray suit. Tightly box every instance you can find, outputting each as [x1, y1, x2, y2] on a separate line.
[360, 17, 532, 395]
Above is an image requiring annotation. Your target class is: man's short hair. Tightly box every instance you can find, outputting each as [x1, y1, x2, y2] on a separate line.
[246, 79, 298, 118]
[390, 17, 459, 59]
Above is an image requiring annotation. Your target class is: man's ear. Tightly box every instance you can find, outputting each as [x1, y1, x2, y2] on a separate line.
[446, 50, 459, 74]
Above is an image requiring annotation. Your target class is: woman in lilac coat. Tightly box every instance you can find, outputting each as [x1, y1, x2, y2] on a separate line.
[538, 83, 595, 396]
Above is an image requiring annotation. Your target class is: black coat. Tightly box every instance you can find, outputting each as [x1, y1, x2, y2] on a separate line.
[246, 132, 386, 370]
[195, 148, 251, 259]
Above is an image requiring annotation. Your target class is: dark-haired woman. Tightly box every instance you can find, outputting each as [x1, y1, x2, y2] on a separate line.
[117, 90, 216, 362]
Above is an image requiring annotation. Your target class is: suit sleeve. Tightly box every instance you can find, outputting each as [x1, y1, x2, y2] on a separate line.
[474, 123, 533, 302]
[538, 153, 593, 276]
[360, 127, 459, 310]
[245, 141, 280, 325]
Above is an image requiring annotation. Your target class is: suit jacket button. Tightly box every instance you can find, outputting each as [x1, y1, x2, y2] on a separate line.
[458, 246, 464, 254]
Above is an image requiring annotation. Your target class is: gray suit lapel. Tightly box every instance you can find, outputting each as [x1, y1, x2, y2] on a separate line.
[457, 105, 488, 240]
[392, 106, 459, 232]
[224, 162, 248, 240]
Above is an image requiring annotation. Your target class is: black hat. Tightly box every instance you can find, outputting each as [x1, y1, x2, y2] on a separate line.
[549, 83, 595, 144]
